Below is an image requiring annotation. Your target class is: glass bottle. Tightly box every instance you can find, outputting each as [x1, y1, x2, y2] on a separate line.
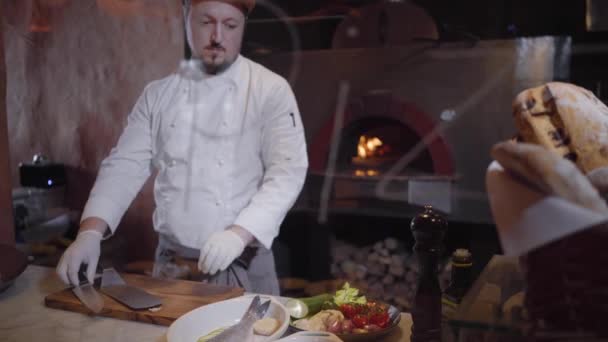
[442, 248, 473, 320]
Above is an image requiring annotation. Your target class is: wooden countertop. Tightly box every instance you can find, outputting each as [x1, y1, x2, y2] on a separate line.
[0, 265, 413, 342]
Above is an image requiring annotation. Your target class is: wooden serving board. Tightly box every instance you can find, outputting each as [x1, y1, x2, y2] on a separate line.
[44, 273, 244, 326]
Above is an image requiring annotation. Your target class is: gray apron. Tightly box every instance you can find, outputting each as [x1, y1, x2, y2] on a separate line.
[152, 234, 280, 295]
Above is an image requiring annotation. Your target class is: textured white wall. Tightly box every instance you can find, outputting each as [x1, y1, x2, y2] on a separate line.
[3, 0, 184, 258]
[5, 0, 183, 179]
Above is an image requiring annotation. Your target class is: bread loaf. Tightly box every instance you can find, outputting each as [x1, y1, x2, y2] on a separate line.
[513, 82, 608, 173]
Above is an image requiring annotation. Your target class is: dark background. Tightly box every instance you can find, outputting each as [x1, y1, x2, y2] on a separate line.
[250, 0, 589, 42]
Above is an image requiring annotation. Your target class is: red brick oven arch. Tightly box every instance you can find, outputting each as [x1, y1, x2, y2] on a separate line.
[309, 93, 455, 176]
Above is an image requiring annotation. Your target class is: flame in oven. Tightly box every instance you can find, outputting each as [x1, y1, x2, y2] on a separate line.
[357, 135, 384, 159]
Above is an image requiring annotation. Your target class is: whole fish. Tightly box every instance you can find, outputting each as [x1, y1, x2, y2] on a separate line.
[206, 296, 271, 342]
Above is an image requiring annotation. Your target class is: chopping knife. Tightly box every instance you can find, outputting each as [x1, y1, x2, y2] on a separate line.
[100, 267, 162, 310]
[71, 264, 104, 314]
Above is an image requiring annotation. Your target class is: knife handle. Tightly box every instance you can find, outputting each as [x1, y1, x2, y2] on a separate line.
[77, 264, 89, 286]
[235, 246, 258, 269]
[77, 263, 104, 286]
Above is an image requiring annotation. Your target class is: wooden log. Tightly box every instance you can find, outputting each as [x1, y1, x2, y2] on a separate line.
[405, 270, 417, 284]
[394, 297, 412, 311]
[354, 264, 367, 280]
[340, 260, 357, 275]
[385, 237, 399, 251]
[378, 256, 393, 265]
[391, 254, 405, 268]
[353, 246, 369, 263]
[368, 282, 384, 299]
[389, 265, 405, 277]
[367, 252, 379, 262]
[373, 241, 384, 252]
[382, 274, 395, 285]
[366, 262, 386, 276]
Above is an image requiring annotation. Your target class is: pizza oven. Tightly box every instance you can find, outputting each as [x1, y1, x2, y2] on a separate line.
[337, 116, 434, 177]
[305, 91, 456, 216]
[280, 90, 461, 283]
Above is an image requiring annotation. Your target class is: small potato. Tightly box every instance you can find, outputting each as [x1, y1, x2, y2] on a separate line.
[253, 318, 280, 336]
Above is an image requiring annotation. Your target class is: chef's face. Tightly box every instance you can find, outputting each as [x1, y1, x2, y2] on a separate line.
[187, 1, 245, 74]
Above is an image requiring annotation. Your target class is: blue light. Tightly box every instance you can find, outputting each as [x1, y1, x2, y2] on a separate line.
[47, 179, 53, 186]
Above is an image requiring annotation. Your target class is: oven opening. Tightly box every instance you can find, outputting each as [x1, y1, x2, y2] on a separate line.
[337, 117, 435, 178]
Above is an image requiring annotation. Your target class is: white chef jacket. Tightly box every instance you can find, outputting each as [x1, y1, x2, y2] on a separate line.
[81, 55, 308, 249]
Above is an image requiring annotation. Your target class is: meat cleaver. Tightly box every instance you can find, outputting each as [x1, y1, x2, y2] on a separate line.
[72, 265, 104, 314]
[100, 268, 162, 310]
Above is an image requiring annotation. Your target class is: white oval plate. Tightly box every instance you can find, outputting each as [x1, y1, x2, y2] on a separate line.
[276, 331, 343, 342]
[167, 295, 290, 342]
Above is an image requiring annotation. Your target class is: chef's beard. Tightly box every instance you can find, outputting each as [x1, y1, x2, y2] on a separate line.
[202, 58, 232, 75]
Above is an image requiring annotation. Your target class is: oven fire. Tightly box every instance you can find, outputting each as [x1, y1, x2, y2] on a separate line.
[357, 135, 386, 159]
[352, 135, 392, 177]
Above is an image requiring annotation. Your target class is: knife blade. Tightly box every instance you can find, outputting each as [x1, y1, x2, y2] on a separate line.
[100, 268, 162, 310]
[71, 265, 104, 314]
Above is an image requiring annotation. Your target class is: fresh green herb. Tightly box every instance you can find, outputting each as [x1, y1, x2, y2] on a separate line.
[333, 282, 367, 306]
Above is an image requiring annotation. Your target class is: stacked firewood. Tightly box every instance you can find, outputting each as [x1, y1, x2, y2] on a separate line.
[330, 237, 451, 312]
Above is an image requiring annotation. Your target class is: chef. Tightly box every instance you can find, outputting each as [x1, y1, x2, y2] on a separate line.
[56, 0, 308, 295]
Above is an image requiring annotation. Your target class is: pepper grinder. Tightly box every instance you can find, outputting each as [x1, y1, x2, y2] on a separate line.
[410, 205, 447, 342]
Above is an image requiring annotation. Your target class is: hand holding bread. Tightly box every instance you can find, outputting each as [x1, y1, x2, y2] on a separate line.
[488, 82, 608, 336]
[491, 141, 608, 214]
[512, 82, 608, 173]
[491, 82, 608, 213]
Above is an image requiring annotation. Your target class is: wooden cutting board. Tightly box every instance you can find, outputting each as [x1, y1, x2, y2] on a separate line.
[44, 273, 244, 326]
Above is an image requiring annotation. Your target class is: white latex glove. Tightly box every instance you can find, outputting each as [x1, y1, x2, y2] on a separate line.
[198, 230, 246, 275]
[56, 230, 102, 285]
[588, 167, 608, 195]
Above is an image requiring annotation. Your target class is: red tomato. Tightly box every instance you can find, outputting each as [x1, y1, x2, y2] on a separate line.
[354, 304, 365, 315]
[369, 311, 390, 328]
[352, 314, 369, 329]
[339, 304, 357, 319]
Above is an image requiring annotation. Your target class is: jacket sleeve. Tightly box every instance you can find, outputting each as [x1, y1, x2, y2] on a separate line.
[80, 85, 155, 234]
[233, 79, 308, 249]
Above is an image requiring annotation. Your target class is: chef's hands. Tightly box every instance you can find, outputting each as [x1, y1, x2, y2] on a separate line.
[56, 229, 102, 285]
[198, 226, 254, 275]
